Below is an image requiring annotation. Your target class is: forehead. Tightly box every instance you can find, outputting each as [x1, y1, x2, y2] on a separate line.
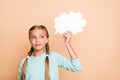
[30, 29, 46, 36]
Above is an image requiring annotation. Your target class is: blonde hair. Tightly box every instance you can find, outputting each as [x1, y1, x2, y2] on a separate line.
[21, 25, 50, 80]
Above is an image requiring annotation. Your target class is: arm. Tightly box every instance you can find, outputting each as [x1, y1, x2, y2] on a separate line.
[63, 31, 78, 59]
[58, 32, 82, 72]
[54, 52, 82, 72]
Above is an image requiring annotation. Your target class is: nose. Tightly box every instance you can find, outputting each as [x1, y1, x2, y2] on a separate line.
[36, 37, 40, 42]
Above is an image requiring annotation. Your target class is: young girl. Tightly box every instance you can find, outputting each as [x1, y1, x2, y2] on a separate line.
[18, 25, 82, 80]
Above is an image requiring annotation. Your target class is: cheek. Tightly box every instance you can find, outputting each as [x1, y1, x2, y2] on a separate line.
[41, 40, 47, 44]
[45, 38, 49, 43]
[30, 39, 35, 45]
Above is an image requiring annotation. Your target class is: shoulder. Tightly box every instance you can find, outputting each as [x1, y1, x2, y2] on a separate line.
[49, 51, 65, 59]
[19, 56, 28, 66]
[49, 51, 61, 57]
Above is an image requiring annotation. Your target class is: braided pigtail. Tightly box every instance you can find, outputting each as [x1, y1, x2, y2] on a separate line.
[28, 47, 34, 56]
[21, 57, 28, 80]
[45, 43, 50, 80]
[46, 43, 49, 54]
[21, 47, 34, 80]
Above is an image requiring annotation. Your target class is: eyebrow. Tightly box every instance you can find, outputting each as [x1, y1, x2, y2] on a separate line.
[30, 34, 46, 37]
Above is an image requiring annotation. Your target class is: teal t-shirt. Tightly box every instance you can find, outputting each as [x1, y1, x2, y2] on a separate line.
[18, 52, 82, 80]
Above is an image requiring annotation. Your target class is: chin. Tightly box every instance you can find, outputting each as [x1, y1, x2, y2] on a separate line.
[34, 47, 44, 51]
[33, 46, 45, 51]
[34, 48, 41, 51]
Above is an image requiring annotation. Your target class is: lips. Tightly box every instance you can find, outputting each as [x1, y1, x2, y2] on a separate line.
[34, 44, 41, 47]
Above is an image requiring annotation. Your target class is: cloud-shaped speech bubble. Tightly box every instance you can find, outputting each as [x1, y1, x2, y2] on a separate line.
[54, 11, 87, 35]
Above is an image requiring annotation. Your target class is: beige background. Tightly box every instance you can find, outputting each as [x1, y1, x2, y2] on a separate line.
[0, 0, 120, 80]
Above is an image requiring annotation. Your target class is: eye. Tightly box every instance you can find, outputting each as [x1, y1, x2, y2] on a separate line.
[31, 36, 36, 39]
[40, 35, 44, 38]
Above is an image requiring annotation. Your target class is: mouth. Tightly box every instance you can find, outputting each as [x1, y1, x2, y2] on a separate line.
[34, 44, 41, 47]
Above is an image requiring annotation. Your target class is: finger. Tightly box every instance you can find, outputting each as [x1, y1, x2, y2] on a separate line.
[67, 31, 72, 34]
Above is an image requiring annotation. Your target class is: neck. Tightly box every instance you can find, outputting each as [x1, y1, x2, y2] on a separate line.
[33, 49, 45, 57]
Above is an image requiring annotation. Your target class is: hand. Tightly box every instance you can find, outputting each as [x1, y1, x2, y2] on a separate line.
[62, 31, 72, 44]
[63, 31, 78, 59]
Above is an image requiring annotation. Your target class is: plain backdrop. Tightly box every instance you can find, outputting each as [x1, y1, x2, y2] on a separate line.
[0, 0, 120, 80]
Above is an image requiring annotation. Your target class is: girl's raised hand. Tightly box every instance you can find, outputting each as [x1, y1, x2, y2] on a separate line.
[62, 31, 72, 44]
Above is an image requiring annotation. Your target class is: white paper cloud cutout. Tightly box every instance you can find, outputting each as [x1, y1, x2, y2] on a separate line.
[54, 11, 87, 35]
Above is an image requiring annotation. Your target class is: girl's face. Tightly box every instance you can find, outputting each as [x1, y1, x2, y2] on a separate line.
[29, 29, 49, 51]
